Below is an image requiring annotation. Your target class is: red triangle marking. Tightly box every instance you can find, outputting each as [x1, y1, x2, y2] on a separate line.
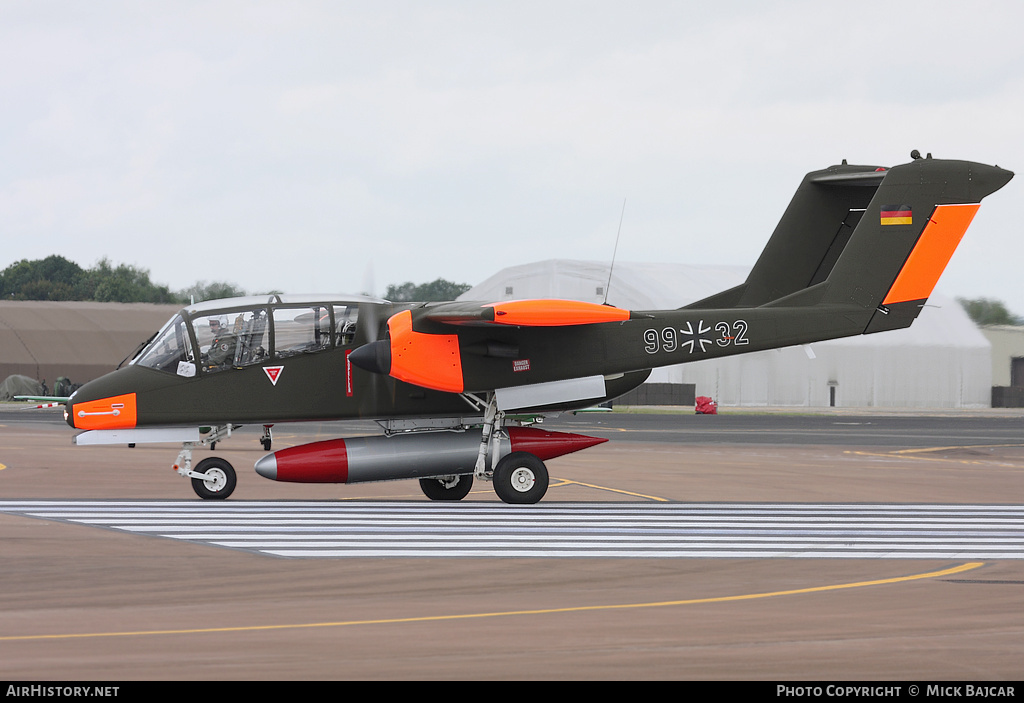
[264, 366, 284, 386]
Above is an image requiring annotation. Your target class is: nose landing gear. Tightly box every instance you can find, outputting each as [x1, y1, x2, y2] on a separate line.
[173, 425, 239, 499]
[190, 457, 237, 500]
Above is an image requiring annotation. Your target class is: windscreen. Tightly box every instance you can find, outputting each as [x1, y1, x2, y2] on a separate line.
[134, 315, 196, 376]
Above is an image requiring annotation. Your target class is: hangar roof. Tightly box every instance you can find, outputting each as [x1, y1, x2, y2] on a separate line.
[0, 300, 180, 385]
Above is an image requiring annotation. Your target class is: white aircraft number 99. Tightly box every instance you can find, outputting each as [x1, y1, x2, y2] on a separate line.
[643, 320, 749, 354]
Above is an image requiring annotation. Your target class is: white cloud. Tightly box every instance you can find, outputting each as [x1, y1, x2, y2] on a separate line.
[1, 1, 1022, 311]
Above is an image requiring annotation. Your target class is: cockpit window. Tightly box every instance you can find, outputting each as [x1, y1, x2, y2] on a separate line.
[183, 303, 348, 374]
[196, 308, 268, 373]
[135, 315, 195, 375]
[273, 306, 332, 358]
[334, 305, 358, 347]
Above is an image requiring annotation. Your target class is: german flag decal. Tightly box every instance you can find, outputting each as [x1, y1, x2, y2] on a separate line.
[880, 204, 912, 226]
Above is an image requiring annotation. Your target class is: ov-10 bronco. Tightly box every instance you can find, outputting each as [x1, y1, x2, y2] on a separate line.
[63, 152, 1012, 503]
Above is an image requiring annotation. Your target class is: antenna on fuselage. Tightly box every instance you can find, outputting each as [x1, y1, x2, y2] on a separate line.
[603, 198, 626, 305]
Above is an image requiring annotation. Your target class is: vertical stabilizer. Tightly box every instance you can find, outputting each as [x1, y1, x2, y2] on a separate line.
[685, 162, 886, 309]
[686, 155, 1013, 339]
[819, 158, 1012, 333]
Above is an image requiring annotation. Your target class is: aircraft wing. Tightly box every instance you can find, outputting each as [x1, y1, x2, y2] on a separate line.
[421, 299, 632, 326]
[350, 298, 642, 396]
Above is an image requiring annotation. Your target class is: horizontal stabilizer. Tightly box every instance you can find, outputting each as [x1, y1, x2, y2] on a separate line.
[14, 395, 70, 403]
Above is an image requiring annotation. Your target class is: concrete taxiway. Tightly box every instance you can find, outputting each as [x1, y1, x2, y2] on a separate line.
[0, 407, 1022, 680]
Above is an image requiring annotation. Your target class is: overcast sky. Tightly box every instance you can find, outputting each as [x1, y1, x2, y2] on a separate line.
[2, 1, 1022, 313]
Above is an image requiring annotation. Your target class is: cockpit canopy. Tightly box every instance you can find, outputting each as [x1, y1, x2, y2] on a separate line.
[133, 294, 385, 376]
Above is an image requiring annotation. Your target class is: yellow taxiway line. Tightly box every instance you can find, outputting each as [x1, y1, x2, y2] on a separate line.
[553, 478, 669, 501]
[0, 561, 983, 642]
[846, 442, 1024, 469]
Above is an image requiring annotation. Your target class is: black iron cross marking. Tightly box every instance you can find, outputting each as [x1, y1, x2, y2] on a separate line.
[680, 320, 713, 353]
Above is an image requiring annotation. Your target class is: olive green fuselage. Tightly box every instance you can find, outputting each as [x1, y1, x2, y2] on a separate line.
[67, 156, 1014, 430]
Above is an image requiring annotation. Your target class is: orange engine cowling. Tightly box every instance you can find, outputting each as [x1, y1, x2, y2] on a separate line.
[348, 309, 465, 393]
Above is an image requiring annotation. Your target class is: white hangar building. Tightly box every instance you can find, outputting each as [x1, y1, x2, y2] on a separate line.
[459, 260, 991, 408]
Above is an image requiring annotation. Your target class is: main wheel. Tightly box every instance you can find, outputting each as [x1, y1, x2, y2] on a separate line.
[492, 452, 548, 504]
[191, 457, 237, 500]
[419, 474, 474, 501]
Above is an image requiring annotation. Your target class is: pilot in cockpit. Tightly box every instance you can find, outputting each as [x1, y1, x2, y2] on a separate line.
[206, 317, 238, 367]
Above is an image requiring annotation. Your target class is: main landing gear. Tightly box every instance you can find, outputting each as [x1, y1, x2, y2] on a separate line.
[419, 474, 474, 501]
[492, 452, 549, 504]
[417, 394, 551, 505]
[417, 451, 550, 504]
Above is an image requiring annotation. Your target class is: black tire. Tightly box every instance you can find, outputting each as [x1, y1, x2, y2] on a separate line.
[261, 438, 272, 451]
[419, 474, 474, 501]
[492, 452, 548, 504]
[191, 457, 237, 500]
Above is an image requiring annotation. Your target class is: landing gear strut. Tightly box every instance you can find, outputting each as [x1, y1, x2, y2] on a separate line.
[172, 424, 239, 499]
[471, 394, 550, 504]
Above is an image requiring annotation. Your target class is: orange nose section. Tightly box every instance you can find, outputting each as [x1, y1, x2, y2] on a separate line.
[71, 393, 138, 430]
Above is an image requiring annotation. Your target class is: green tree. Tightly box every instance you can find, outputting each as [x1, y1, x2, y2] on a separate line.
[84, 258, 178, 304]
[957, 297, 1024, 326]
[384, 278, 472, 302]
[1, 254, 261, 304]
[179, 280, 248, 303]
[0, 255, 85, 300]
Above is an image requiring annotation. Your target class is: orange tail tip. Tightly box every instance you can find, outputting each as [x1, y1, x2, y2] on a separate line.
[883, 203, 980, 305]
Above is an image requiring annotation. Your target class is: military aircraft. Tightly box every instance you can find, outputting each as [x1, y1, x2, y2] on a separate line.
[63, 153, 1012, 503]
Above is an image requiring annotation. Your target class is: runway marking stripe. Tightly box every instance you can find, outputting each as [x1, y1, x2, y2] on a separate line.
[243, 552, 1023, 559]
[25, 517, 1024, 527]
[2, 500, 1021, 509]
[0, 562, 983, 642]
[0, 501, 1021, 560]
[191, 534, 1024, 542]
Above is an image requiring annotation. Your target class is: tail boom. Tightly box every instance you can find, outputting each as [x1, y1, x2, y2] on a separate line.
[346, 155, 1011, 395]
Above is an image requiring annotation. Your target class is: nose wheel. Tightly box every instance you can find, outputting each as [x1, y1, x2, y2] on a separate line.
[190, 457, 237, 500]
